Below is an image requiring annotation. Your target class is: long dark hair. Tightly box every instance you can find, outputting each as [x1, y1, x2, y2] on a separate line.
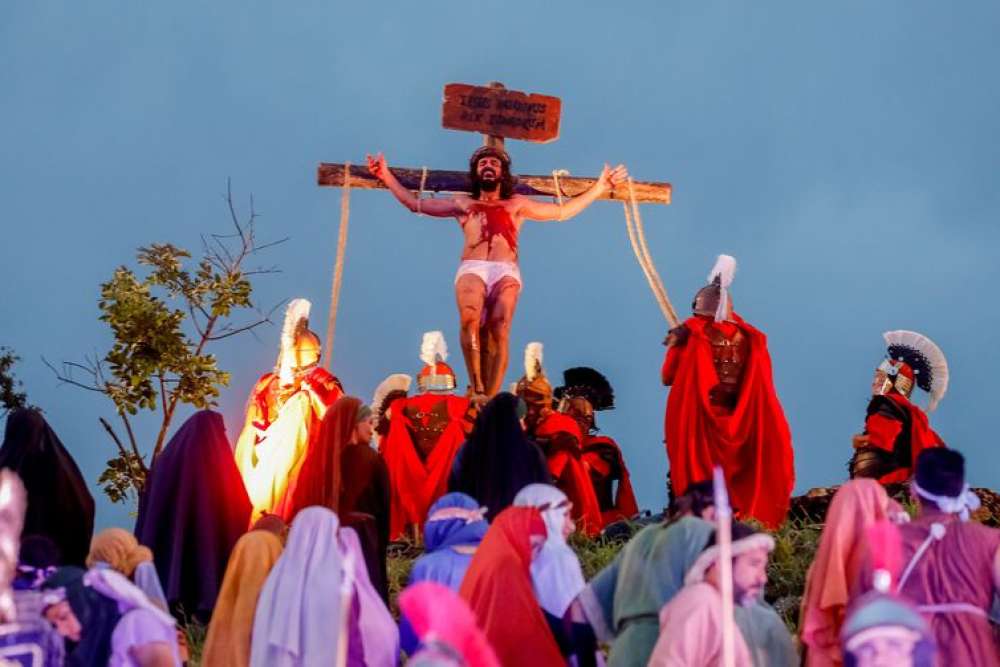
[468, 148, 516, 200]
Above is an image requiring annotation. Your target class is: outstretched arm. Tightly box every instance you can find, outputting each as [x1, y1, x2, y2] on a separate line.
[517, 164, 629, 222]
[366, 153, 467, 218]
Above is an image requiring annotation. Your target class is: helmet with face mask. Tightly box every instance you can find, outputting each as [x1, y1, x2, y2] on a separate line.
[873, 330, 949, 412]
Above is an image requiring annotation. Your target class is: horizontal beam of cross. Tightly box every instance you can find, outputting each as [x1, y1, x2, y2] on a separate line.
[317, 163, 671, 205]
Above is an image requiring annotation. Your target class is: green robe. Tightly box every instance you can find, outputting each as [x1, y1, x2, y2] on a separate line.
[580, 517, 797, 667]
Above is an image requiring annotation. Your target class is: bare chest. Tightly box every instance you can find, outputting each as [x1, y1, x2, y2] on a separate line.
[459, 203, 523, 260]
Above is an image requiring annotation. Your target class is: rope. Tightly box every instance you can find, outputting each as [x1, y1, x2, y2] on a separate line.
[623, 177, 679, 327]
[415, 166, 428, 216]
[325, 161, 351, 370]
[551, 169, 569, 221]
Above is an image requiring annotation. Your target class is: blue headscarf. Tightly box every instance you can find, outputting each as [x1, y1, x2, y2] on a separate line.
[422, 493, 489, 552]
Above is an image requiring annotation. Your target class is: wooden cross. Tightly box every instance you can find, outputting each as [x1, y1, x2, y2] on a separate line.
[317, 81, 672, 205]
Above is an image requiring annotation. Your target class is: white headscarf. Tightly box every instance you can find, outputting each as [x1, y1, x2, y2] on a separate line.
[83, 567, 176, 628]
[513, 483, 586, 617]
[338, 527, 399, 667]
[251, 507, 344, 667]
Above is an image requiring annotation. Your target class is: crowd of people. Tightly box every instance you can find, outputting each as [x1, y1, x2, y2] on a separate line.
[0, 253, 995, 665]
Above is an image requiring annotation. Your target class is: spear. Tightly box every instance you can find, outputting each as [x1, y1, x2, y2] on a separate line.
[713, 465, 735, 667]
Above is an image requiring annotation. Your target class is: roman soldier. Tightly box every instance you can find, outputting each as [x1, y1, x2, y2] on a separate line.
[849, 330, 948, 483]
[381, 331, 473, 539]
[513, 343, 602, 535]
[661, 255, 794, 529]
[233, 298, 343, 521]
[555, 366, 639, 526]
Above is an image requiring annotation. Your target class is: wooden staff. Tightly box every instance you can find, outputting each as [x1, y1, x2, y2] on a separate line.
[713, 466, 735, 667]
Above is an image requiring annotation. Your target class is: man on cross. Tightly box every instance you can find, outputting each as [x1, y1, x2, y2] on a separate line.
[367, 146, 628, 399]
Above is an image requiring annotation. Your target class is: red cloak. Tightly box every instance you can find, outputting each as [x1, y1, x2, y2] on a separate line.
[662, 313, 794, 528]
[381, 393, 471, 540]
[534, 413, 603, 536]
[865, 392, 944, 484]
[581, 435, 640, 526]
[459, 507, 564, 667]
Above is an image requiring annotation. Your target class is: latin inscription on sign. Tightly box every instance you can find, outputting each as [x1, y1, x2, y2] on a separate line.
[442, 83, 562, 143]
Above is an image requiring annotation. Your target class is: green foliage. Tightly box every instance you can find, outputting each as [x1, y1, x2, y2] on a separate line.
[765, 518, 822, 633]
[51, 185, 282, 504]
[0, 347, 30, 416]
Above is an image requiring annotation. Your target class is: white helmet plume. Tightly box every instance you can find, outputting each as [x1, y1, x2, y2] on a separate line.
[707, 254, 737, 322]
[371, 373, 412, 421]
[420, 331, 448, 367]
[524, 342, 544, 381]
[277, 298, 312, 386]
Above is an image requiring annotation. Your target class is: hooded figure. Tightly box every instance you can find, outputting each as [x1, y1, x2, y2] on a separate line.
[202, 530, 284, 667]
[800, 480, 902, 666]
[661, 255, 794, 528]
[409, 492, 489, 591]
[135, 410, 251, 622]
[250, 507, 353, 667]
[449, 393, 551, 521]
[459, 507, 564, 666]
[0, 409, 95, 567]
[283, 396, 390, 598]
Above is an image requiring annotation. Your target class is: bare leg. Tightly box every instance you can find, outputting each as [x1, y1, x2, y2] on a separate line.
[482, 278, 521, 396]
[455, 275, 487, 395]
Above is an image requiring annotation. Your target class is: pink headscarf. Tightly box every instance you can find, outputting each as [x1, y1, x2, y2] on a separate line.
[800, 480, 901, 666]
[400, 581, 499, 667]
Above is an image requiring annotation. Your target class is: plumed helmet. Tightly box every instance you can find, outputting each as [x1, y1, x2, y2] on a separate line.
[553, 367, 615, 411]
[417, 331, 457, 394]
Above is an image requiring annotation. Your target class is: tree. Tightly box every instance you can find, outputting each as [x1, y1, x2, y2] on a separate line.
[47, 183, 286, 503]
[0, 348, 30, 417]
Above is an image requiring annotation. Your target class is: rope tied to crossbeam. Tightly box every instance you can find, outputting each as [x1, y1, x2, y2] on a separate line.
[551, 169, 570, 221]
[415, 166, 429, 216]
[623, 176, 679, 327]
[325, 162, 352, 369]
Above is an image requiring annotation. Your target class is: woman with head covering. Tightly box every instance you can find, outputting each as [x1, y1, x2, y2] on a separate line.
[87, 528, 168, 612]
[409, 492, 488, 590]
[400, 581, 499, 667]
[251, 506, 367, 667]
[448, 393, 551, 521]
[202, 530, 283, 667]
[282, 396, 392, 600]
[339, 526, 399, 667]
[459, 506, 563, 666]
[800, 479, 902, 666]
[42, 567, 181, 666]
[134, 410, 251, 623]
[0, 409, 95, 567]
[513, 483, 596, 666]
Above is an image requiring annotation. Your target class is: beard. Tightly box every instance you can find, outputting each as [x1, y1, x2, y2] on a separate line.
[476, 170, 500, 192]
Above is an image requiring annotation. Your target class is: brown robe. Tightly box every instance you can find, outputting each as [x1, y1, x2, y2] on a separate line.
[898, 514, 1000, 666]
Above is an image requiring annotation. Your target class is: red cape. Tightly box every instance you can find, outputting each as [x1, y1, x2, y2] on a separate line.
[662, 313, 794, 528]
[459, 507, 564, 667]
[381, 393, 470, 540]
[865, 392, 944, 484]
[582, 435, 640, 526]
[534, 413, 603, 536]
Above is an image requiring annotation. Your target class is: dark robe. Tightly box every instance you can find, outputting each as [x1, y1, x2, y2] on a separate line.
[0, 409, 95, 567]
[340, 443, 391, 601]
[449, 393, 551, 522]
[134, 410, 251, 622]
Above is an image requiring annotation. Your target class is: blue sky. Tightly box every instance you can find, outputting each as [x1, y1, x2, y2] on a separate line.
[3, 2, 999, 530]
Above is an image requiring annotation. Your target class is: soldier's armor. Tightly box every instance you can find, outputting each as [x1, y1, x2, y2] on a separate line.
[705, 324, 748, 410]
[403, 400, 454, 462]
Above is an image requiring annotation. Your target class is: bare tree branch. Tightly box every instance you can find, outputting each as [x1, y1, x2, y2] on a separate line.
[206, 318, 272, 341]
[42, 357, 105, 393]
[119, 413, 147, 474]
[225, 178, 248, 248]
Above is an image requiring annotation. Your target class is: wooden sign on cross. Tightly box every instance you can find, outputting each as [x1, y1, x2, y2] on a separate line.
[317, 81, 671, 205]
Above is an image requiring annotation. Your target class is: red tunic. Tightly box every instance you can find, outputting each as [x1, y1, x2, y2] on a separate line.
[534, 413, 603, 536]
[864, 392, 944, 484]
[381, 393, 471, 540]
[662, 313, 794, 528]
[582, 434, 640, 526]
